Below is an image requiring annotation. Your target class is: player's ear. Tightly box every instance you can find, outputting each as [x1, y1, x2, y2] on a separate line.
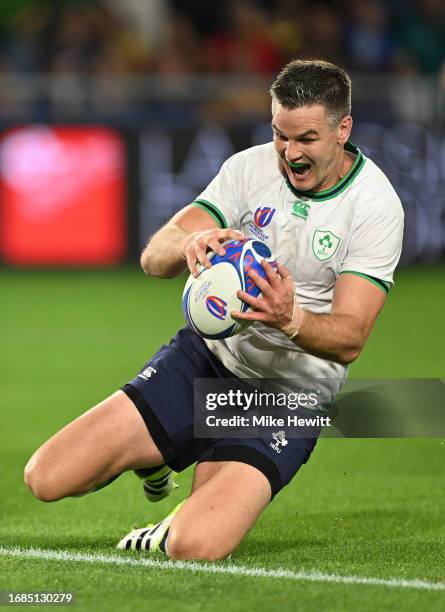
[337, 115, 353, 145]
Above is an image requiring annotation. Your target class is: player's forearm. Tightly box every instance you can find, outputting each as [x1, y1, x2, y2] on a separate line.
[140, 224, 189, 278]
[293, 311, 365, 365]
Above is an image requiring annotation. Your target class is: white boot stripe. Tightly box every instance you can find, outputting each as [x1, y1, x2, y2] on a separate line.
[141, 531, 153, 550]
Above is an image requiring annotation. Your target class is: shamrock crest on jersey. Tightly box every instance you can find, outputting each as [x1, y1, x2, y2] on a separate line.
[312, 230, 341, 261]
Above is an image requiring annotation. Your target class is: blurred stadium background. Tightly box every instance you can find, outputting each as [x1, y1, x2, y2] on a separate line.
[0, 0, 444, 266]
[1, 2, 444, 610]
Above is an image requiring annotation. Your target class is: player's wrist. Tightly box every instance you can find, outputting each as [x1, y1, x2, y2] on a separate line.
[281, 297, 306, 339]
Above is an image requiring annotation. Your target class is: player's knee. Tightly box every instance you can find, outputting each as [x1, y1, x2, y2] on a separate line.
[24, 455, 62, 502]
[167, 525, 230, 561]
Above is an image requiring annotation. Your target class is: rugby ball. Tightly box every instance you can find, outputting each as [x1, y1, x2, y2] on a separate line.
[182, 238, 276, 339]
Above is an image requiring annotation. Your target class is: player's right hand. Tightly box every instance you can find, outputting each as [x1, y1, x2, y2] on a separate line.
[179, 228, 245, 277]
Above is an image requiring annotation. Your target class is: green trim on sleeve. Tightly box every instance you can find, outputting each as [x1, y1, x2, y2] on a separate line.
[192, 199, 228, 229]
[339, 270, 390, 294]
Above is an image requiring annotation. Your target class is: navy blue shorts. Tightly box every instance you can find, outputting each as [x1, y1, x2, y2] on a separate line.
[121, 327, 318, 499]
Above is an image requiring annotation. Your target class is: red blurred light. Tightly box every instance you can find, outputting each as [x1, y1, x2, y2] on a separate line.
[0, 126, 126, 265]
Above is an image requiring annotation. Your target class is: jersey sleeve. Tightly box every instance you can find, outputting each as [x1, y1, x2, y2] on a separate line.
[339, 206, 404, 291]
[191, 154, 243, 229]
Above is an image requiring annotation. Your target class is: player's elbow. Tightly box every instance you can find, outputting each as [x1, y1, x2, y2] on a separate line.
[338, 352, 359, 366]
[140, 245, 182, 279]
[336, 322, 368, 365]
[140, 250, 161, 278]
[337, 344, 363, 365]
[140, 249, 155, 276]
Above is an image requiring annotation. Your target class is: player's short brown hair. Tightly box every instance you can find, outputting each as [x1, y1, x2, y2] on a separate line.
[270, 60, 352, 127]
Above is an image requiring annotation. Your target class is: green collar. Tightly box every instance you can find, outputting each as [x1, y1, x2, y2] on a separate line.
[285, 141, 365, 202]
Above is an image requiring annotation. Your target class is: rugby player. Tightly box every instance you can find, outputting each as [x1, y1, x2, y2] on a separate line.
[24, 60, 404, 560]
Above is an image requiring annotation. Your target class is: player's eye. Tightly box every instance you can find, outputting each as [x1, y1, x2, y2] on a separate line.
[300, 138, 316, 144]
[273, 130, 287, 141]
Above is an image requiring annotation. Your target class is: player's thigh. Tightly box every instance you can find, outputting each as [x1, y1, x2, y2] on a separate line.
[25, 390, 164, 499]
[168, 461, 271, 560]
[190, 459, 232, 492]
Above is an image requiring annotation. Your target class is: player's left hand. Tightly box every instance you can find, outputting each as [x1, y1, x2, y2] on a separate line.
[231, 261, 297, 331]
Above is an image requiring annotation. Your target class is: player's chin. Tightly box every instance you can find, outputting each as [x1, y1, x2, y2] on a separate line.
[287, 166, 315, 191]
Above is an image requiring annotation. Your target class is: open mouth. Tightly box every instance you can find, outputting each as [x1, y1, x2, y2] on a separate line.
[288, 161, 311, 177]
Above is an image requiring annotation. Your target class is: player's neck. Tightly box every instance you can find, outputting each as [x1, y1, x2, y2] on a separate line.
[317, 146, 355, 192]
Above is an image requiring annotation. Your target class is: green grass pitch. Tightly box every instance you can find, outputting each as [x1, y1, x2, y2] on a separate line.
[1, 266, 444, 611]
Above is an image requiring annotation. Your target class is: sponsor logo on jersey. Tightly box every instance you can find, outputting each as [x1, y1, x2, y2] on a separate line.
[312, 230, 341, 261]
[138, 366, 157, 380]
[292, 200, 310, 220]
[206, 295, 227, 320]
[270, 430, 288, 454]
[254, 207, 276, 228]
[248, 223, 269, 241]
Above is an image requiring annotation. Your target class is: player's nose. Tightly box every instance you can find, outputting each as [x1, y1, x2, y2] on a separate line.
[285, 140, 303, 163]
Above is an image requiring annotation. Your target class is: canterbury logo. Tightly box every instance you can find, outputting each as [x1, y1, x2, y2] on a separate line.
[138, 366, 157, 381]
[292, 201, 310, 220]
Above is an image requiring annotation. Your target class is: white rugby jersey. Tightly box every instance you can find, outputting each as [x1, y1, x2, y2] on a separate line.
[192, 141, 404, 390]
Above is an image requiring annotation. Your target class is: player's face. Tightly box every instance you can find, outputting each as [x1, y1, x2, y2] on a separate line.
[272, 102, 351, 193]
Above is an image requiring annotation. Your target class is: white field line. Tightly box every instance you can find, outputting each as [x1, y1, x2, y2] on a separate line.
[0, 546, 444, 593]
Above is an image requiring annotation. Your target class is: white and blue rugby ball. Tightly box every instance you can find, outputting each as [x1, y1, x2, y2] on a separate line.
[182, 238, 276, 339]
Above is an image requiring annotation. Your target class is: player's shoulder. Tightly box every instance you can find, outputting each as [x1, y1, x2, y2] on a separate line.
[353, 153, 404, 220]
